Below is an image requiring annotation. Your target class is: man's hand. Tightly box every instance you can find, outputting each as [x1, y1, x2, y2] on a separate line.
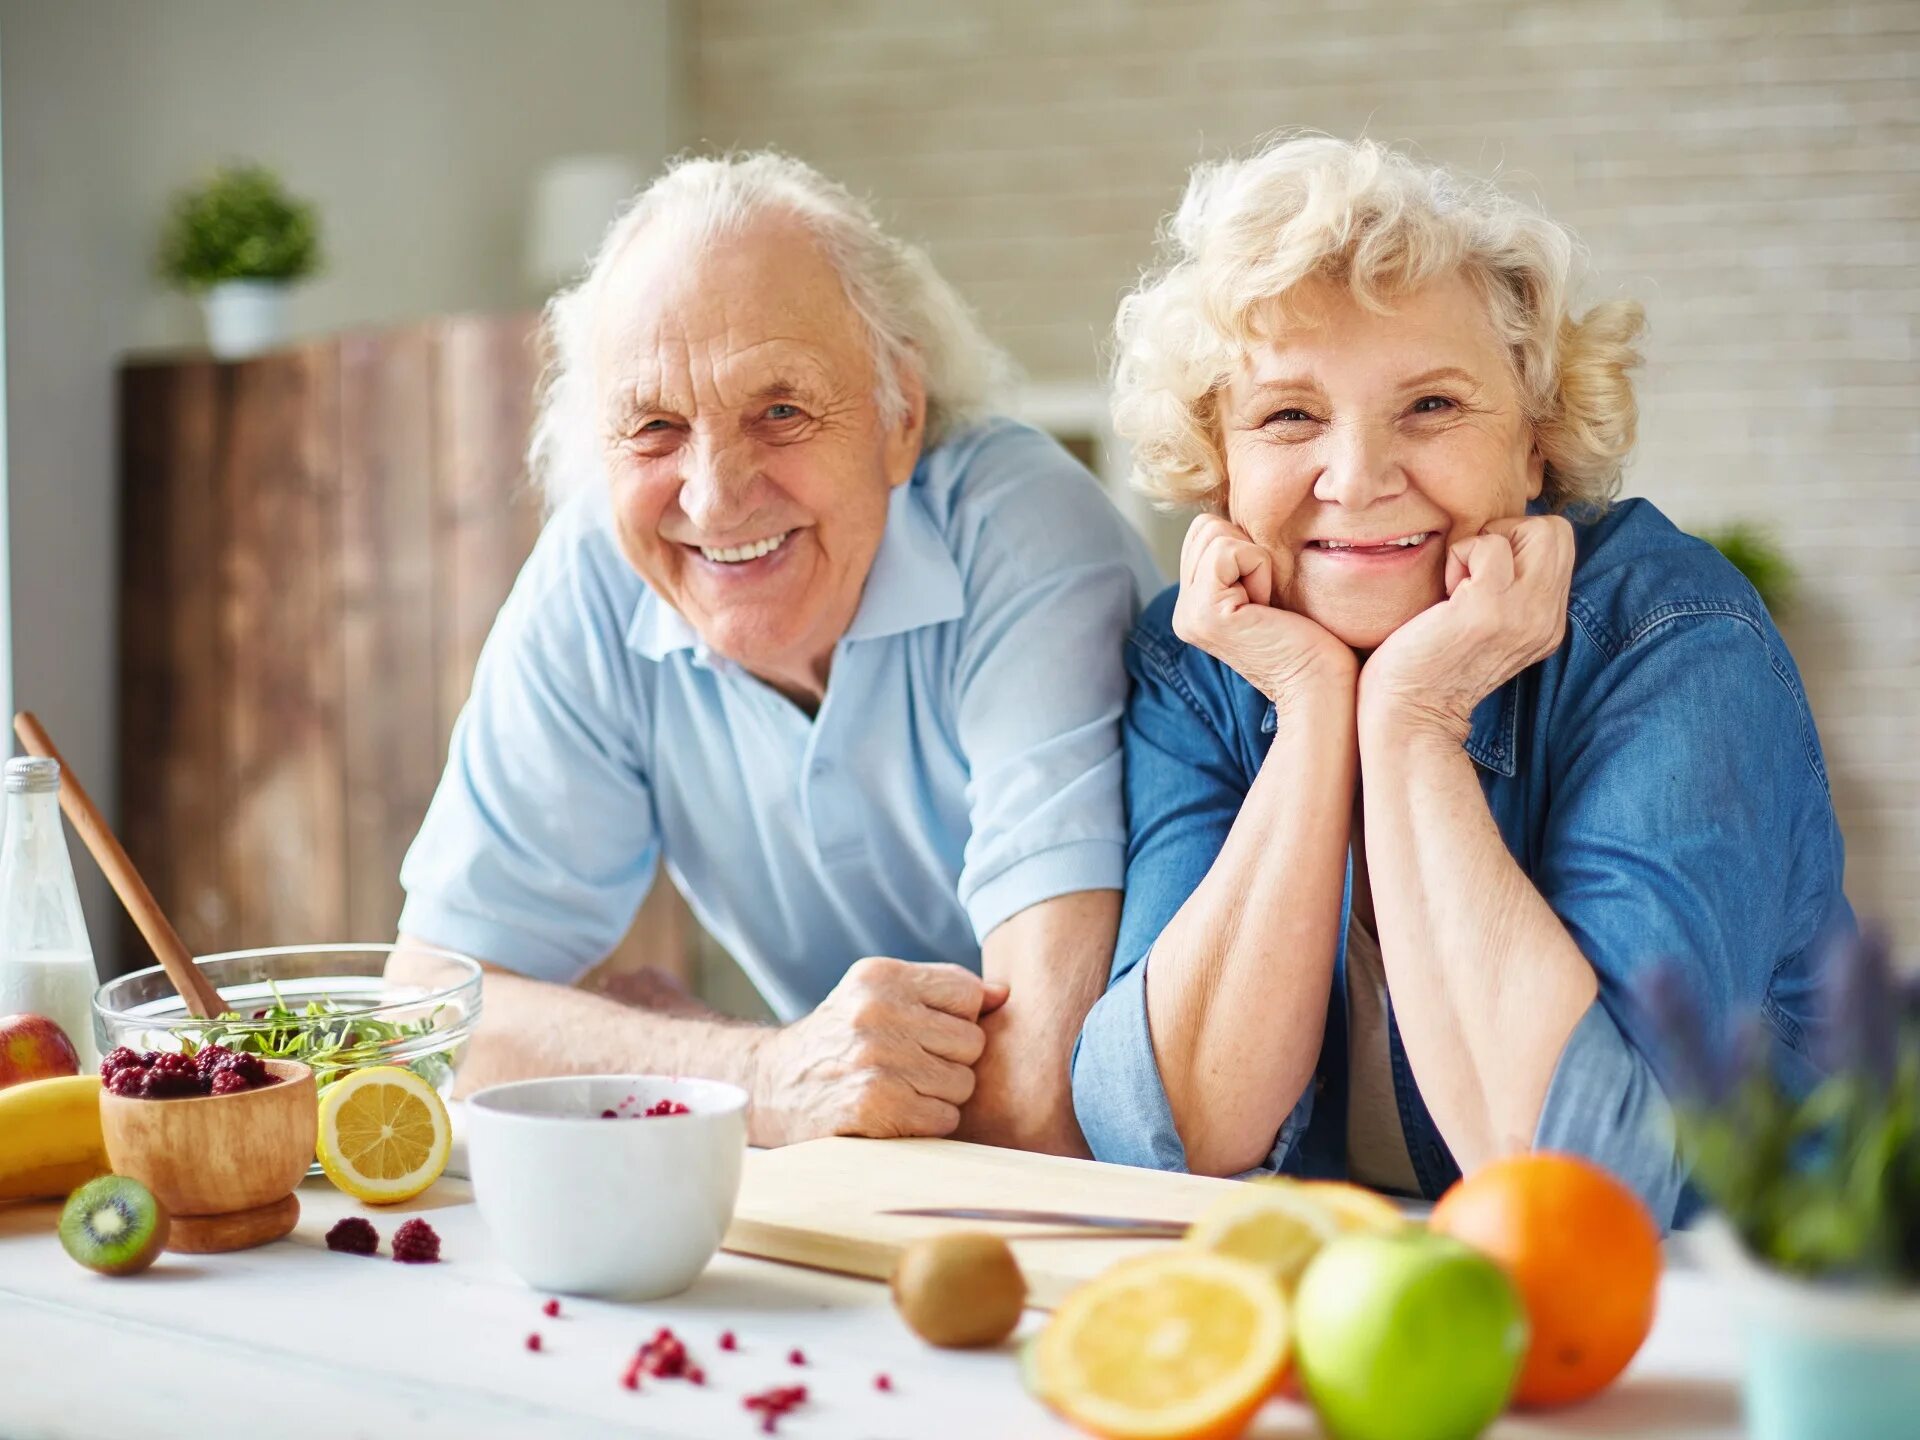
[1173, 514, 1356, 705]
[747, 957, 1009, 1147]
[1359, 515, 1574, 745]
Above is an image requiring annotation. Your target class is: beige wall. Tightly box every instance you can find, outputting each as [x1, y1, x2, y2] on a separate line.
[693, 0, 1920, 954]
[1, 0, 683, 967]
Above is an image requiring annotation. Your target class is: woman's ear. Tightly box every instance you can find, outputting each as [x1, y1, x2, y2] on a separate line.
[1525, 438, 1547, 501]
[885, 362, 929, 489]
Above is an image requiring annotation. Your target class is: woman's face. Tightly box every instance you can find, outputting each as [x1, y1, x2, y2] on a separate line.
[1218, 272, 1545, 650]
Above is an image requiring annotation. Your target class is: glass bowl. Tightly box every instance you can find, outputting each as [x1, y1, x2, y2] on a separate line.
[92, 944, 482, 1100]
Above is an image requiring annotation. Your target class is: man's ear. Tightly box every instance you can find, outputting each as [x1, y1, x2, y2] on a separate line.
[885, 362, 929, 489]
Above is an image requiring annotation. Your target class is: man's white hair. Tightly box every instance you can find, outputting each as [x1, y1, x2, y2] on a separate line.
[529, 151, 1013, 510]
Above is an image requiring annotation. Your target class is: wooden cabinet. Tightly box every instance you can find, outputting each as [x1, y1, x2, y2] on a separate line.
[116, 314, 691, 984]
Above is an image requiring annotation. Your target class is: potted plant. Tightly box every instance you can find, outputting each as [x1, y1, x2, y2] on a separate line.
[1698, 521, 1796, 616]
[158, 162, 321, 359]
[1641, 932, 1920, 1440]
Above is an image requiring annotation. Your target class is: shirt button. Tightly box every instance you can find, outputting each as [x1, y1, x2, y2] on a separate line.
[811, 759, 830, 779]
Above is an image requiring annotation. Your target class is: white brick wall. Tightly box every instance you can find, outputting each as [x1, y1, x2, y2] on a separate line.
[693, 0, 1920, 955]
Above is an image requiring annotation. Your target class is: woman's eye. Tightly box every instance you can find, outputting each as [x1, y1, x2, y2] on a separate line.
[1264, 408, 1315, 425]
[1411, 395, 1455, 414]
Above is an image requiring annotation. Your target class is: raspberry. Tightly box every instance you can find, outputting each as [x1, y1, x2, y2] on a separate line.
[192, 1043, 237, 1084]
[209, 1069, 251, 1095]
[215, 1050, 270, 1088]
[104, 1064, 147, 1097]
[325, 1217, 379, 1255]
[542, 1299, 561, 1318]
[141, 1052, 200, 1098]
[99, 1047, 142, 1079]
[391, 1218, 441, 1263]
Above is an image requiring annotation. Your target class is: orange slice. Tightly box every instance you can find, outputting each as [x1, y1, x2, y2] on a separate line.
[1035, 1250, 1290, 1440]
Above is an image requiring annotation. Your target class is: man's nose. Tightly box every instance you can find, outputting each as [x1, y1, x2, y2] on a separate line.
[1312, 420, 1408, 510]
[677, 438, 755, 533]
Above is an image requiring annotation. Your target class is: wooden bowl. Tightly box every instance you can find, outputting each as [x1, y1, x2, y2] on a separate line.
[100, 1058, 317, 1252]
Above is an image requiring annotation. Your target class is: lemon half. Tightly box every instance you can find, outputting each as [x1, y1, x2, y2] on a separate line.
[316, 1065, 451, 1205]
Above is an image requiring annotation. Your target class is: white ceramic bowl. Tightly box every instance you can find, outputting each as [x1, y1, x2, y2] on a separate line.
[465, 1075, 747, 1300]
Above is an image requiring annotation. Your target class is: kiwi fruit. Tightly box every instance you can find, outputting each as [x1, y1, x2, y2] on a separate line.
[890, 1232, 1026, 1348]
[59, 1174, 170, 1275]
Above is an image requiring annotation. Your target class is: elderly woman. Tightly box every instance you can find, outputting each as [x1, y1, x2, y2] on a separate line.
[1071, 136, 1851, 1226]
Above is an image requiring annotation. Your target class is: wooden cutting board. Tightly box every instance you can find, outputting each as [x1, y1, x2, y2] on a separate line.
[722, 1137, 1247, 1309]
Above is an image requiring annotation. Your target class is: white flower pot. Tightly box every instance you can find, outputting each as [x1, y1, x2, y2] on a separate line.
[1695, 1217, 1920, 1440]
[200, 280, 290, 360]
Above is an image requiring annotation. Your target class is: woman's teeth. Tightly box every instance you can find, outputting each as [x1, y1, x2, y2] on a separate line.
[1311, 532, 1432, 551]
[700, 531, 791, 564]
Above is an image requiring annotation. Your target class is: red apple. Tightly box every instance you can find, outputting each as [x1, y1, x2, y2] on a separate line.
[0, 1013, 82, 1090]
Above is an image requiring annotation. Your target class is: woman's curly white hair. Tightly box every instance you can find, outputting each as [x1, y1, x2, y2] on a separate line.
[1111, 134, 1644, 513]
[531, 150, 1012, 510]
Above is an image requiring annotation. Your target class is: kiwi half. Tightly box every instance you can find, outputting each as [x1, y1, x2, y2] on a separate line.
[59, 1174, 170, 1275]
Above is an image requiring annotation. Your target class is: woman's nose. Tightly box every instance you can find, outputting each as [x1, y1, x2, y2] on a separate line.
[1312, 421, 1407, 509]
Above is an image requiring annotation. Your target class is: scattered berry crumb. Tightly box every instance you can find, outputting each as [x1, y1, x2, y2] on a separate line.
[875, 1373, 893, 1392]
[744, 1385, 809, 1433]
[643, 1097, 691, 1116]
[787, 1348, 806, 1366]
[324, 1216, 379, 1256]
[600, 1108, 619, 1118]
[620, 1367, 641, 1391]
[719, 1330, 738, 1351]
[542, 1299, 561, 1318]
[687, 1366, 706, 1386]
[525, 1333, 543, 1353]
[391, 1217, 441, 1264]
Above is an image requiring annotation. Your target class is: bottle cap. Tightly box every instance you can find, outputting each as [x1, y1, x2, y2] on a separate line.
[4, 757, 61, 794]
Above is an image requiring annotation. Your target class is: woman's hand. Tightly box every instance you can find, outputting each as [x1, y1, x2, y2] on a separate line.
[1173, 514, 1355, 705]
[1359, 515, 1574, 744]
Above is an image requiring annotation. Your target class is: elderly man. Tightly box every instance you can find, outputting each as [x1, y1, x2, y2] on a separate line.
[395, 153, 1160, 1155]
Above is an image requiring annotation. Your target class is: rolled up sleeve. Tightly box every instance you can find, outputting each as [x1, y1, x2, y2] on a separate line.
[1072, 606, 1310, 1174]
[1532, 607, 1846, 1228]
[399, 518, 659, 985]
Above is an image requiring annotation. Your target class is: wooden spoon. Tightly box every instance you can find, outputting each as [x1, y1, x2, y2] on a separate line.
[12, 711, 225, 1019]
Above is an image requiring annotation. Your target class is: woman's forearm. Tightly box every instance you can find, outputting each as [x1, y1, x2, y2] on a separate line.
[1145, 687, 1356, 1175]
[1358, 719, 1597, 1167]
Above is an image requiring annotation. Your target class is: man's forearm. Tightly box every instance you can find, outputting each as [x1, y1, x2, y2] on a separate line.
[1359, 721, 1597, 1166]
[962, 889, 1121, 1158]
[1144, 689, 1356, 1176]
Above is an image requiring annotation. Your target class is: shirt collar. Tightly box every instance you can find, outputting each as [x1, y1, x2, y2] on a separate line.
[623, 481, 963, 662]
[1256, 671, 1520, 777]
[1465, 676, 1520, 777]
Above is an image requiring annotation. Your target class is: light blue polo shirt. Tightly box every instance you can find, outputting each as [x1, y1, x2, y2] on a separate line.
[398, 419, 1163, 1020]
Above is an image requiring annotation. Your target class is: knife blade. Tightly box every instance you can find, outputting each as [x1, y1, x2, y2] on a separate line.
[880, 1206, 1190, 1237]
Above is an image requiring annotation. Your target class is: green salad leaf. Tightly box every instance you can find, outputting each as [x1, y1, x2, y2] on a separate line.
[186, 984, 455, 1093]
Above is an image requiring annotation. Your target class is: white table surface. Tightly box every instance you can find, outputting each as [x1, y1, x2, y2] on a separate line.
[0, 1119, 1750, 1440]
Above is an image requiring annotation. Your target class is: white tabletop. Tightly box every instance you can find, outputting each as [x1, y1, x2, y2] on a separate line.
[0, 1159, 1749, 1440]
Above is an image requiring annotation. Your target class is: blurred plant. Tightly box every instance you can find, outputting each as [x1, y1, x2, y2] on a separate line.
[1698, 522, 1796, 615]
[1639, 928, 1920, 1285]
[157, 162, 321, 290]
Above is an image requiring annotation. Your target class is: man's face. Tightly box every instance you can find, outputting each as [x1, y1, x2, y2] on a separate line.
[591, 215, 924, 703]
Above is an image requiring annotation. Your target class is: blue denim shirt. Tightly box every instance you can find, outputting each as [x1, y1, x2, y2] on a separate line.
[1072, 498, 1850, 1229]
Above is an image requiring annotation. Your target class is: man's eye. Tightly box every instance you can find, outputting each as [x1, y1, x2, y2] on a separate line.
[640, 418, 672, 431]
[1412, 395, 1456, 414]
[765, 403, 803, 421]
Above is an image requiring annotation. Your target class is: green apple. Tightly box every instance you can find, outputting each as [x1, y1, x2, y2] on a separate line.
[1295, 1230, 1528, 1440]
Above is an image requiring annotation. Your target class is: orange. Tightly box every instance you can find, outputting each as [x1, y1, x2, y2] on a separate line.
[1428, 1151, 1660, 1408]
[1035, 1250, 1291, 1440]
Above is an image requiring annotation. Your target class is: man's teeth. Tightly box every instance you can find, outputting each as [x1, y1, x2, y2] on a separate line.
[700, 531, 792, 564]
[1314, 533, 1431, 550]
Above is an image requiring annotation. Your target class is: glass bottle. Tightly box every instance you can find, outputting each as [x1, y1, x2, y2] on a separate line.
[0, 757, 100, 1068]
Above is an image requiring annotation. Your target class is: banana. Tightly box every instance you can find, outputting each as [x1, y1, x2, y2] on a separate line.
[0, 1074, 108, 1202]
